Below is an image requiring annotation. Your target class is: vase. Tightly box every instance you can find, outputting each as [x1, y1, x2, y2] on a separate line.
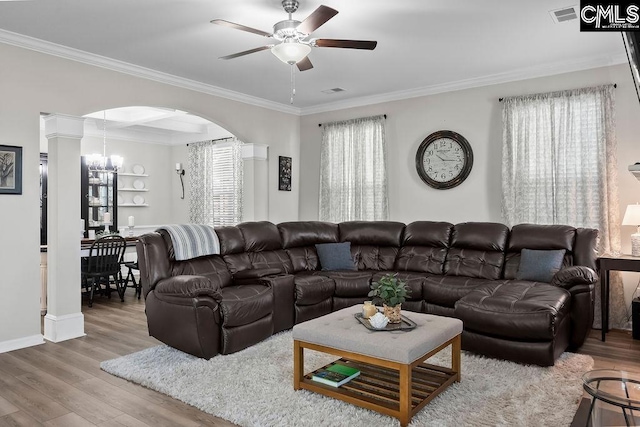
[362, 301, 377, 318]
[383, 303, 402, 323]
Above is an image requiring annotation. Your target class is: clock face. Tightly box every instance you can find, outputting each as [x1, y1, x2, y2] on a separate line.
[415, 131, 473, 189]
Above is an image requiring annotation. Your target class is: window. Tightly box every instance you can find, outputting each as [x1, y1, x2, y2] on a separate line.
[501, 85, 618, 239]
[189, 138, 243, 227]
[319, 115, 388, 222]
[502, 84, 624, 329]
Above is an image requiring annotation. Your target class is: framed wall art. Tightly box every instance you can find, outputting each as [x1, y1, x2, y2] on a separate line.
[0, 145, 22, 195]
[278, 156, 292, 191]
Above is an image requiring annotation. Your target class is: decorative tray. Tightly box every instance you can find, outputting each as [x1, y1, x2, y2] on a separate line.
[354, 312, 417, 332]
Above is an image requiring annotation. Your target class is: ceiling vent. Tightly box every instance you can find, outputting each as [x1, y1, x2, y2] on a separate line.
[549, 6, 578, 23]
[321, 87, 346, 94]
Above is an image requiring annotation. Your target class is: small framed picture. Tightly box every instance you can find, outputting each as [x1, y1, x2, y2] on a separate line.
[278, 156, 292, 191]
[0, 145, 22, 195]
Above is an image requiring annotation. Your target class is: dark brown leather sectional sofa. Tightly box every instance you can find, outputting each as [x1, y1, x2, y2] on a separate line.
[136, 221, 598, 366]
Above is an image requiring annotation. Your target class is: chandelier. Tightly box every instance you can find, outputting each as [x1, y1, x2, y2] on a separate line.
[86, 111, 123, 171]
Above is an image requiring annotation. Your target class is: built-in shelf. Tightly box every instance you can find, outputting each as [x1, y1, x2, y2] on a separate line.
[118, 173, 149, 177]
[119, 203, 149, 207]
[118, 188, 149, 192]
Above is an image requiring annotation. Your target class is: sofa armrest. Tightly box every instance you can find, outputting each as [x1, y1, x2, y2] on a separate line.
[154, 275, 223, 301]
[551, 266, 598, 290]
[233, 268, 282, 285]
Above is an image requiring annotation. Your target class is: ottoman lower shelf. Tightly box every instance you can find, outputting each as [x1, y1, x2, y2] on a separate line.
[303, 358, 457, 412]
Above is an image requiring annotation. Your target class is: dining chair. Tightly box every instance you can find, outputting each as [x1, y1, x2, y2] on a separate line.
[123, 261, 141, 299]
[81, 234, 127, 307]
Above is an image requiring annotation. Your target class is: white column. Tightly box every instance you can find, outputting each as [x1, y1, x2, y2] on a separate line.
[242, 144, 269, 221]
[43, 114, 86, 342]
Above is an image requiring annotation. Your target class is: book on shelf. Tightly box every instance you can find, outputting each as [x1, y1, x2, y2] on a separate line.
[311, 363, 360, 387]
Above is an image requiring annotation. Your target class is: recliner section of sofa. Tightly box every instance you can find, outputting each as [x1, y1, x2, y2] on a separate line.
[136, 220, 598, 366]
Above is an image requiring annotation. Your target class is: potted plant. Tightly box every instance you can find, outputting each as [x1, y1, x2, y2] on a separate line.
[368, 273, 410, 323]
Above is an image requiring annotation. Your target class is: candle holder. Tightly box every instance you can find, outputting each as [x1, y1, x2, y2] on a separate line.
[128, 225, 135, 237]
[103, 222, 112, 234]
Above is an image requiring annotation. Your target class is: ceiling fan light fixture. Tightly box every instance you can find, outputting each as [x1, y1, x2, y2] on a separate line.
[271, 41, 311, 65]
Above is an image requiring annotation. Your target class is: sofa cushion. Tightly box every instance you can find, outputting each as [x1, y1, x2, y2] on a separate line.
[423, 276, 489, 308]
[248, 250, 293, 273]
[238, 221, 282, 252]
[220, 284, 273, 328]
[444, 249, 505, 280]
[278, 221, 339, 249]
[444, 222, 509, 280]
[286, 246, 320, 272]
[504, 224, 576, 280]
[395, 246, 447, 274]
[170, 255, 232, 288]
[339, 221, 405, 246]
[222, 253, 252, 275]
[454, 280, 571, 340]
[516, 249, 566, 283]
[215, 226, 245, 255]
[395, 221, 452, 274]
[294, 275, 335, 306]
[316, 242, 357, 271]
[402, 221, 453, 247]
[315, 271, 373, 298]
[352, 245, 398, 270]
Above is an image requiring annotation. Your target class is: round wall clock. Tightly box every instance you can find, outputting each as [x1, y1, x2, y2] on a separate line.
[415, 130, 473, 190]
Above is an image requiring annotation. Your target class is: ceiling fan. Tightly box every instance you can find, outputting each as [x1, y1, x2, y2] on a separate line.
[211, 0, 377, 71]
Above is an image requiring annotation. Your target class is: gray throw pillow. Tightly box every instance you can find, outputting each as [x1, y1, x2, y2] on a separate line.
[315, 242, 357, 271]
[516, 249, 566, 283]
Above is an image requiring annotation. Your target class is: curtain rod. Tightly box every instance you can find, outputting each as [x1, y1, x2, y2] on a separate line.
[186, 136, 234, 146]
[318, 114, 387, 127]
[498, 84, 617, 102]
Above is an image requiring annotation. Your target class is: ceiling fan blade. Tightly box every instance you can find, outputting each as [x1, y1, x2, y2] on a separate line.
[297, 56, 313, 71]
[210, 19, 272, 38]
[219, 45, 272, 60]
[314, 39, 377, 50]
[296, 5, 338, 34]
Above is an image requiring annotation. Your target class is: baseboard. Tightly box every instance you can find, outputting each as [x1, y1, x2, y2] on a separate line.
[0, 334, 45, 353]
[44, 312, 86, 342]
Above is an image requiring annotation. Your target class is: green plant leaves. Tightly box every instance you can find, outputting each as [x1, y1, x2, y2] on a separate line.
[369, 273, 410, 306]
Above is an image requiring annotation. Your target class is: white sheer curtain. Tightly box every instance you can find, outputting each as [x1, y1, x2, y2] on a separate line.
[502, 84, 623, 328]
[319, 115, 388, 222]
[189, 138, 244, 227]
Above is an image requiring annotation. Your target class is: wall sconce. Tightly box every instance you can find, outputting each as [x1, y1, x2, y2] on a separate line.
[176, 163, 186, 199]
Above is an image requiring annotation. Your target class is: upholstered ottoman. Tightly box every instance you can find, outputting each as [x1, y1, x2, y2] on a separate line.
[292, 305, 463, 427]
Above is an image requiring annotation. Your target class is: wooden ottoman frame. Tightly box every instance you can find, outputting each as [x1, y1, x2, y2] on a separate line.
[294, 334, 461, 427]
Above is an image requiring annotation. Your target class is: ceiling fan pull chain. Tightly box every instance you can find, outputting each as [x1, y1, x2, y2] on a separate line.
[290, 64, 296, 104]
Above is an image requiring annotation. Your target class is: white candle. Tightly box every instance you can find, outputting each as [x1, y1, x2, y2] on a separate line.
[80, 219, 85, 232]
[128, 215, 135, 227]
[103, 212, 111, 224]
[176, 163, 181, 171]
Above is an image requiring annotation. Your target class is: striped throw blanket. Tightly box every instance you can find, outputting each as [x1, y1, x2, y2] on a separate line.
[157, 224, 220, 261]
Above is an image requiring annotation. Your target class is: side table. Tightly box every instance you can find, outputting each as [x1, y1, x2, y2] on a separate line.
[583, 369, 640, 426]
[598, 255, 640, 341]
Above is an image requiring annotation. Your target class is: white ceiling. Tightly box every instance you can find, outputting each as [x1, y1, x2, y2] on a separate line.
[0, 1, 627, 111]
[84, 107, 233, 145]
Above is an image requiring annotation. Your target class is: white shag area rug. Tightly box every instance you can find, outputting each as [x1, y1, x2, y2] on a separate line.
[101, 332, 593, 427]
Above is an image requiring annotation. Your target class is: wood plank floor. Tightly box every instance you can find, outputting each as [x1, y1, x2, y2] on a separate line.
[1, 292, 639, 426]
[0, 292, 235, 427]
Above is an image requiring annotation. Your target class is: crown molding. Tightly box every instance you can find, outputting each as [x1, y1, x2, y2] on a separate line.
[0, 28, 628, 118]
[0, 29, 301, 116]
[299, 53, 629, 115]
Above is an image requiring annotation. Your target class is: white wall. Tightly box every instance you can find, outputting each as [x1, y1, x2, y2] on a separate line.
[299, 64, 640, 305]
[81, 136, 174, 227]
[0, 42, 299, 348]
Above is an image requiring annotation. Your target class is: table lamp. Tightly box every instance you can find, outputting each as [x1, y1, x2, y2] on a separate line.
[622, 204, 640, 256]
